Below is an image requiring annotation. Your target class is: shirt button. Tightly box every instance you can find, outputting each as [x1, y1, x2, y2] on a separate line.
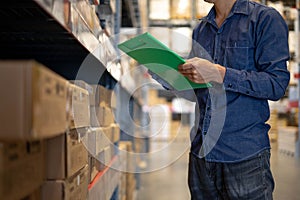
[228, 83, 232, 88]
[203, 131, 207, 135]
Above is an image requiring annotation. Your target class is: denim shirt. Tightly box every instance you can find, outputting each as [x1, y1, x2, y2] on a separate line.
[190, 0, 290, 162]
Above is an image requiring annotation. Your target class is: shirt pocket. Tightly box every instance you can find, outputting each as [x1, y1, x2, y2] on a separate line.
[225, 40, 249, 70]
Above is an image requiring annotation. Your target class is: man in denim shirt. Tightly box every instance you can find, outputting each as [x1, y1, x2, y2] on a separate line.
[174, 0, 290, 199]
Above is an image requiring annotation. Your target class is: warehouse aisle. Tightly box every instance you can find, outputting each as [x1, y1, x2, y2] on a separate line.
[137, 141, 190, 200]
[271, 142, 300, 200]
[137, 140, 300, 200]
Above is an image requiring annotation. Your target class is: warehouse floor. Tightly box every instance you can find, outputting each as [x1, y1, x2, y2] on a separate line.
[136, 138, 300, 200]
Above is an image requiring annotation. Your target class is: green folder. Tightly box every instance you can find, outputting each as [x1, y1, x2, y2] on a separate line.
[118, 32, 211, 91]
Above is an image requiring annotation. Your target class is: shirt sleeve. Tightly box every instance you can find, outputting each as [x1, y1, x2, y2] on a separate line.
[223, 8, 290, 101]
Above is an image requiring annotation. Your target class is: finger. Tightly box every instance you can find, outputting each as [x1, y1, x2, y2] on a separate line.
[185, 57, 198, 62]
[188, 74, 206, 84]
[178, 62, 194, 71]
[179, 69, 197, 76]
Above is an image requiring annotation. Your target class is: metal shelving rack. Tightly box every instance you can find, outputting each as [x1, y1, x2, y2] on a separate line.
[0, 0, 118, 85]
[0, 1, 86, 64]
[0, 1, 122, 199]
[295, 0, 300, 159]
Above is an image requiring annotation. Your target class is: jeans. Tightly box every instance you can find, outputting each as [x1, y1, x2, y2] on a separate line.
[188, 150, 274, 200]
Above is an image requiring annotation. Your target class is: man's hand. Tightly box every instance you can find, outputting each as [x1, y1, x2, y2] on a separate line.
[178, 57, 226, 84]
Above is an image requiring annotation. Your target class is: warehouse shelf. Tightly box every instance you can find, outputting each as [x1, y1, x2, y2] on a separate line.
[88, 155, 122, 200]
[88, 156, 117, 189]
[0, 0, 122, 84]
[148, 19, 195, 28]
[0, 1, 85, 63]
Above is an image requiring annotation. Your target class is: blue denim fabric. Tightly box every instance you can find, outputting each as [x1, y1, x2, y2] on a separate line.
[190, 0, 290, 162]
[188, 150, 274, 200]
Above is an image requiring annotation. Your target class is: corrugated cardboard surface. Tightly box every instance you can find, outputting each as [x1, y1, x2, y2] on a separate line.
[87, 127, 111, 156]
[98, 85, 112, 108]
[0, 141, 44, 200]
[87, 126, 117, 183]
[70, 80, 96, 106]
[88, 157, 120, 200]
[42, 165, 88, 200]
[88, 156, 99, 183]
[45, 130, 88, 180]
[89, 84, 112, 107]
[89, 85, 100, 106]
[95, 145, 112, 171]
[90, 106, 115, 127]
[111, 123, 120, 143]
[23, 187, 42, 200]
[0, 60, 68, 141]
[68, 83, 90, 129]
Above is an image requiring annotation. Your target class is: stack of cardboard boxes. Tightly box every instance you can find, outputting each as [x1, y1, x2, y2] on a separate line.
[87, 84, 121, 200]
[0, 141, 44, 200]
[118, 142, 136, 200]
[42, 81, 91, 200]
[0, 60, 127, 200]
[278, 126, 298, 156]
[0, 60, 70, 199]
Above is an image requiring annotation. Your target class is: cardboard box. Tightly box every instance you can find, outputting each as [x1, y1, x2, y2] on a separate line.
[111, 123, 120, 143]
[87, 127, 111, 156]
[149, 0, 170, 20]
[88, 168, 107, 200]
[118, 143, 128, 172]
[90, 85, 101, 106]
[95, 145, 112, 171]
[170, 0, 192, 19]
[70, 80, 97, 106]
[0, 141, 44, 200]
[88, 154, 109, 183]
[118, 141, 135, 172]
[42, 165, 88, 200]
[88, 144, 116, 183]
[88, 85, 114, 108]
[126, 177, 136, 200]
[74, 0, 95, 31]
[88, 157, 119, 200]
[0, 60, 68, 141]
[52, 0, 70, 27]
[46, 129, 88, 180]
[278, 126, 298, 155]
[90, 106, 115, 127]
[88, 156, 100, 183]
[98, 33, 109, 65]
[119, 161, 128, 198]
[68, 83, 90, 129]
[103, 126, 114, 144]
[99, 85, 112, 107]
[22, 187, 42, 200]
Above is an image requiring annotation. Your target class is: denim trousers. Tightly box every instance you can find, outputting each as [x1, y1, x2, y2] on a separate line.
[188, 150, 274, 200]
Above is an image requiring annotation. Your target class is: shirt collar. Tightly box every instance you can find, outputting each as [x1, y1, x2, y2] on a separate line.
[200, 0, 249, 22]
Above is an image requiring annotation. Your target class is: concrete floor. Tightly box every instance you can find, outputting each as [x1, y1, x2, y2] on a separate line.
[137, 141, 190, 200]
[136, 140, 300, 200]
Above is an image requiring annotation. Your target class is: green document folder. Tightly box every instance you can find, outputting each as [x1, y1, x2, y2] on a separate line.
[118, 32, 211, 91]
